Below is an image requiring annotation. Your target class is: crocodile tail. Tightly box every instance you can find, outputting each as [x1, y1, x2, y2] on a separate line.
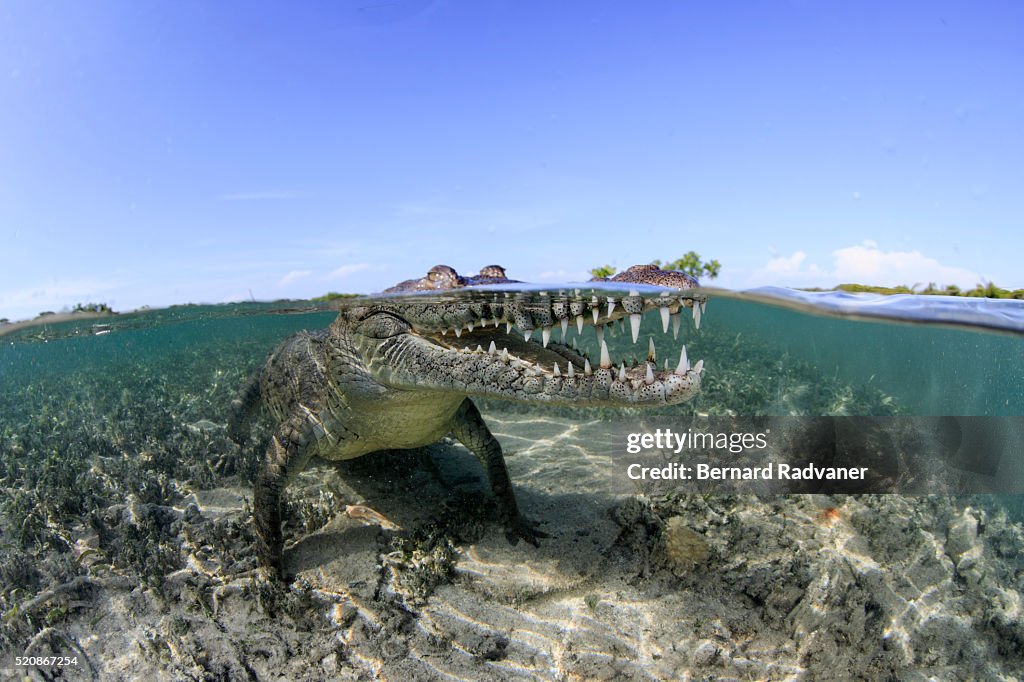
[227, 372, 262, 445]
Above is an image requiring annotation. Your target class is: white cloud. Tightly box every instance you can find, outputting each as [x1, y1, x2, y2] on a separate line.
[219, 191, 309, 201]
[744, 244, 980, 289]
[394, 202, 557, 233]
[0, 278, 123, 321]
[277, 270, 312, 287]
[328, 263, 371, 280]
[758, 251, 825, 278]
[219, 292, 255, 304]
[831, 245, 979, 287]
[534, 269, 593, 283]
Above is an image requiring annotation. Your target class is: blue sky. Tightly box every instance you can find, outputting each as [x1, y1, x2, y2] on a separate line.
[1, 0, 1022, 320]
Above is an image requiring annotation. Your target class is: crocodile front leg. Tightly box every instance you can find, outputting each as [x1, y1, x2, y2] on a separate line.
[449, 399, 548, 546]
[254, 409, 324, 575]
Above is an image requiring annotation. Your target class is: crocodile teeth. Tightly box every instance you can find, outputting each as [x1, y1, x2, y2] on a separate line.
[454, 327, 462, 338]
[488, 341, 496, 355]
[441, 328, 448, 336]
[542, 326, 551, 348]
[567, 362, 575, 378]
[506, 321, 513, 334]
[467, 322, 474, 332]
[647, 336, 656, 362]
[553, 363, 561, 376]
[618, 365, 626, 381]
[694, 359, 704, 374]
[524, 329, 532, 342]
[576, 315, 584, 334]
[500, 348, 509, 362]
[493, 317, 501, 328]
[595, 324, 605, 348]
[629, 313, 641, 343]
[675, 345, 690, 375]
[584, 358, 592, 376]
[645, 362, 655, 385]
[475, 345, 483, 353]
[607, 298, 616, 318]
[693, 302, 702, 330]
[599, 338, 611, 369]
[560, 318, 568, 338]
[660, 306, 670, 333]
[701, 300, 707, 316]
[671, 312, 681, 339]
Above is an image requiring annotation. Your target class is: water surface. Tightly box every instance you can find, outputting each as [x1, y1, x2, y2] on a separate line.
[2, 286, 1022, 679]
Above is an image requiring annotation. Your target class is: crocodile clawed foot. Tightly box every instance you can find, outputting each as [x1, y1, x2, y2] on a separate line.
[505, 515, 550, 547]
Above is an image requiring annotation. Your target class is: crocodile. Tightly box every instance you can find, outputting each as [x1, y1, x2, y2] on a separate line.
[228, 264, 707, 575]
[383, 264, 517, 292]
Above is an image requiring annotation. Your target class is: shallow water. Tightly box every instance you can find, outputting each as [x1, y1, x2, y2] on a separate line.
[2, 288, 1022, 508]
[1, 286, 1023, 679]
[7, 285, 1020, 415]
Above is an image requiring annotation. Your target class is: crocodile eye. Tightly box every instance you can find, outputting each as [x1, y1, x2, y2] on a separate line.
[358, 313, 409, 339]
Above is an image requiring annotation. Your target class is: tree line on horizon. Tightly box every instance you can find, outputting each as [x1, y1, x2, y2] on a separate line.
[7, 252, 1021, 324]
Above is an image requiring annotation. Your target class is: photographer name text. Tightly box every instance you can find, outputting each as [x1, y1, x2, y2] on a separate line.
[626, 462, 868, 481]
[624, 428, 867, 481]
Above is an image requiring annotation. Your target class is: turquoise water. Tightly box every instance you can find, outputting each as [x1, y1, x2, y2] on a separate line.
[6, 287, 1020, 415]
[704, 289, 1024, 416]
[1, 288, 1023, 678]
[2, 289, 1021, 498]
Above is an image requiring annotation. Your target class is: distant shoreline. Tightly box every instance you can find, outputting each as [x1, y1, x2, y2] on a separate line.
[801, 282, 1024, 299]
[3, 282, 1022, 330]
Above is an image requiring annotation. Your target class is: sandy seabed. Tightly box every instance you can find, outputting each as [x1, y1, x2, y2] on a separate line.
[4, 410, 1023, 682]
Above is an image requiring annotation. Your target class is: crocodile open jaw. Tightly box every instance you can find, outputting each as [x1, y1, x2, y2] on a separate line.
[369, 287, 707, 405]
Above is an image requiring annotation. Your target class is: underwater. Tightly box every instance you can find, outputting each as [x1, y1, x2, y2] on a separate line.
[2, 281, 1022, 680]
[5, 3, 1024, 679]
